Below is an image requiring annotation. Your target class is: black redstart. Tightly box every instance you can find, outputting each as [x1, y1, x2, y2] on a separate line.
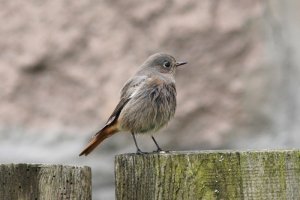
[79, 53, 187, 156]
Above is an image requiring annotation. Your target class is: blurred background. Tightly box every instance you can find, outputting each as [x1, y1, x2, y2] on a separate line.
[1, 0, 300, 199]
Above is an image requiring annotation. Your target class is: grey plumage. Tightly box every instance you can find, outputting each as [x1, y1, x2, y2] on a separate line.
[79, 53, 186, 156]
[119, 77, 176, 133]
[119, 53, 177, 133]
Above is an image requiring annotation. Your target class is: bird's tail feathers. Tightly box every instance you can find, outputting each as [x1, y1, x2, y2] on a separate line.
[79, 124, 118, 156]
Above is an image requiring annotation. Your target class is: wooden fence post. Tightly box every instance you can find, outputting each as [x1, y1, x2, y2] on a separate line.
[115, 150, 300, 200]
[0, 164, 91, 200]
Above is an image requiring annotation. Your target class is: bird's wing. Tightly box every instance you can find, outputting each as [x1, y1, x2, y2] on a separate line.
[105, 75, 147, 126]
[120, 75, 147, 99]
[81, 76, 148, 155]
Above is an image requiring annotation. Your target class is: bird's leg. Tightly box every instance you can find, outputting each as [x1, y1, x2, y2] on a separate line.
[131, 132, 145, 154]
[151, 136, 163, 152]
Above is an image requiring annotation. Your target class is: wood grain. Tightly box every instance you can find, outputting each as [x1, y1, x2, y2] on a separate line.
[0, 164, 91, 200]
[115, 150, 300, 200]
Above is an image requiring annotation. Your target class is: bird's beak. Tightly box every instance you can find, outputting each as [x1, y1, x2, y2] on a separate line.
[176, 61, 187, 67]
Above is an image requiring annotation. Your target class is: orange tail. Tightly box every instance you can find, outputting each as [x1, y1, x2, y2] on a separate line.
[79, 124, 118, 156]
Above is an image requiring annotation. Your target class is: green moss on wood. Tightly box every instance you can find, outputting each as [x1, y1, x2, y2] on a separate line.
[115, 150, 300, 200]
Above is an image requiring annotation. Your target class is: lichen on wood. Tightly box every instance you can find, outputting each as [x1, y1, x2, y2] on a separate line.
[115, 150, 300, 200]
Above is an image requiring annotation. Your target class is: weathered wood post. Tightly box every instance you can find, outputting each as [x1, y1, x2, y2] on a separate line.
[115, 150, 300, 200]
[0, 164, 91, 200]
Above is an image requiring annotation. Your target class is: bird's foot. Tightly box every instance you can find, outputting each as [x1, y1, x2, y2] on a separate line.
[136, 149, 148, 155]
[153, 148, 169, 153]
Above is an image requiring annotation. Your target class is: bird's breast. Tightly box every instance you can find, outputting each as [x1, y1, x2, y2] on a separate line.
[119, 81, 176, 133]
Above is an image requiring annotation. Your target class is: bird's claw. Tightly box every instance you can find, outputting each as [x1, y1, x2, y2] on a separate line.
[153, 148, 169, 153]
[136, 149, 148, 155]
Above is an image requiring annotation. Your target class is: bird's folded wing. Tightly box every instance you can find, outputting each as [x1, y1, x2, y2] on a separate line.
[105, 75, 148, 126]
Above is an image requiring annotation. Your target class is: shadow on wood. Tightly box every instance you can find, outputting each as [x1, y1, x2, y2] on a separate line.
[115, 150, 300, 200]
[0, 164, 91, 200]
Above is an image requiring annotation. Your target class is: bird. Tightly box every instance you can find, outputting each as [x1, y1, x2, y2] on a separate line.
[79, 53, 187, 156]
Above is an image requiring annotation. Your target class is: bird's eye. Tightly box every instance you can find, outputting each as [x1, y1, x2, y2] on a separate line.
[163, 61, 171, 68]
